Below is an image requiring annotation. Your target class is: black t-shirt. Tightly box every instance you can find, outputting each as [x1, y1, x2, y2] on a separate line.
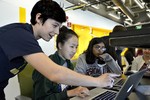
[0, 23, 42, 82]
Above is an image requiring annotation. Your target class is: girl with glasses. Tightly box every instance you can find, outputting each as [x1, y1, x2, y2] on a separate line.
[75, 37, 122, 77]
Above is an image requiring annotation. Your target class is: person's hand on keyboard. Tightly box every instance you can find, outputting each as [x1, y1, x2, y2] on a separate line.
[68, 86, 90, 98]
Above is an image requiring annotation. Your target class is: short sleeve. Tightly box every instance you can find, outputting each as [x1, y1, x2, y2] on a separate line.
[0, 27, 42, 60]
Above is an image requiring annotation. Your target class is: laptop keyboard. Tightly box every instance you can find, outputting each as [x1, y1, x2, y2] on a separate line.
[114, 78, 126, 86]
[103, 78, 126, 91]
[92, 91, 117, 100]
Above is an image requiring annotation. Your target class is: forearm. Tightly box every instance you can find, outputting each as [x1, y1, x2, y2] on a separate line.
[24, 53, 99, 87]
[56, 66, 99, 87]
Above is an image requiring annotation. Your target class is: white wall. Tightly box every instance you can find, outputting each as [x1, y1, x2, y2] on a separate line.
[0, 0, 119, 100]
[0, 1, 20, 100]
[0, 1, 19, 25]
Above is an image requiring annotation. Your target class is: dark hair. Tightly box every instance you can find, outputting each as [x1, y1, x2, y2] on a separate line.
[56, 26, 78, 49]
[124, 48, 135, 65]
[85, 37, 104, 64]
[30, 0, 66, 25]
[112, 25, 127, 32]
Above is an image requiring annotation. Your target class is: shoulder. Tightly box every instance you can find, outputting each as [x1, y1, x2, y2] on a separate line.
[134, 55, 143, 60]
[78, 53, 86, 59]
[49, 52, 57, 58]
[49, 52, 60, 62]
[0, 23, 31, 31]
[0, 23, 33, 40]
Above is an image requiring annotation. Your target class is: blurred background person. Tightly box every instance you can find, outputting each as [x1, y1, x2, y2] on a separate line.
[131, 48, 150, 70]
[131, 48, 150, 76]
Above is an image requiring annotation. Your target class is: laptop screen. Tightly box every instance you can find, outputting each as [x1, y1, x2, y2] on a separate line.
[115, 68, 147, 100]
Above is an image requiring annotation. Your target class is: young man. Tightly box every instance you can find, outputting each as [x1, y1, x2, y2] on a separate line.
[0, 0, 118, 99]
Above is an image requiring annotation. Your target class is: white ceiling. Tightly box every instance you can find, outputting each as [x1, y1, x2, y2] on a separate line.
[65, 0, 150, 27]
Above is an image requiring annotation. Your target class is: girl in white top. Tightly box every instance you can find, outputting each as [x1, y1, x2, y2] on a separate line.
[132, 48, 150, 71]
[131, 48, 150, 76]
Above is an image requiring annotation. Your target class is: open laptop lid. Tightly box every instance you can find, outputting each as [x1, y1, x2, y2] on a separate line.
[115, 68, 148, 100]
[70, 69, 147, 100]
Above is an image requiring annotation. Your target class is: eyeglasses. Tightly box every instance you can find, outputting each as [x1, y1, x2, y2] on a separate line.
[94, 46, 106, 52]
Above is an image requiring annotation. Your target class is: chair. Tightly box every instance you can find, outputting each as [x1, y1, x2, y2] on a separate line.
[15, 64, 34, 100]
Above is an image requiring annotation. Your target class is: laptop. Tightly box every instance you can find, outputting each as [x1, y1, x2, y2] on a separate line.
[70, 68, 147, 100]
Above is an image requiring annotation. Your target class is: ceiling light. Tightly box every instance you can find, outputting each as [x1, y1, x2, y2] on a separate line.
[91, 5, 99, 9]
[125, 18, 131, 21]
[124, 20, 132, 26]
[134, 0, 144, 9]
[107, 5, 111, 9]
[147, 12, 150, 18]
[112, 6, 119, 10]
[108, 11, 120, 20]
[80, 0, 88, 4]
[146, 9, 150, 12]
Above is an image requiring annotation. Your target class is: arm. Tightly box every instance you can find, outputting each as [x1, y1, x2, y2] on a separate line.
[100, 53, 122, 74]
[24, 53, 115, 87]
[33, 53, 89, 100]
